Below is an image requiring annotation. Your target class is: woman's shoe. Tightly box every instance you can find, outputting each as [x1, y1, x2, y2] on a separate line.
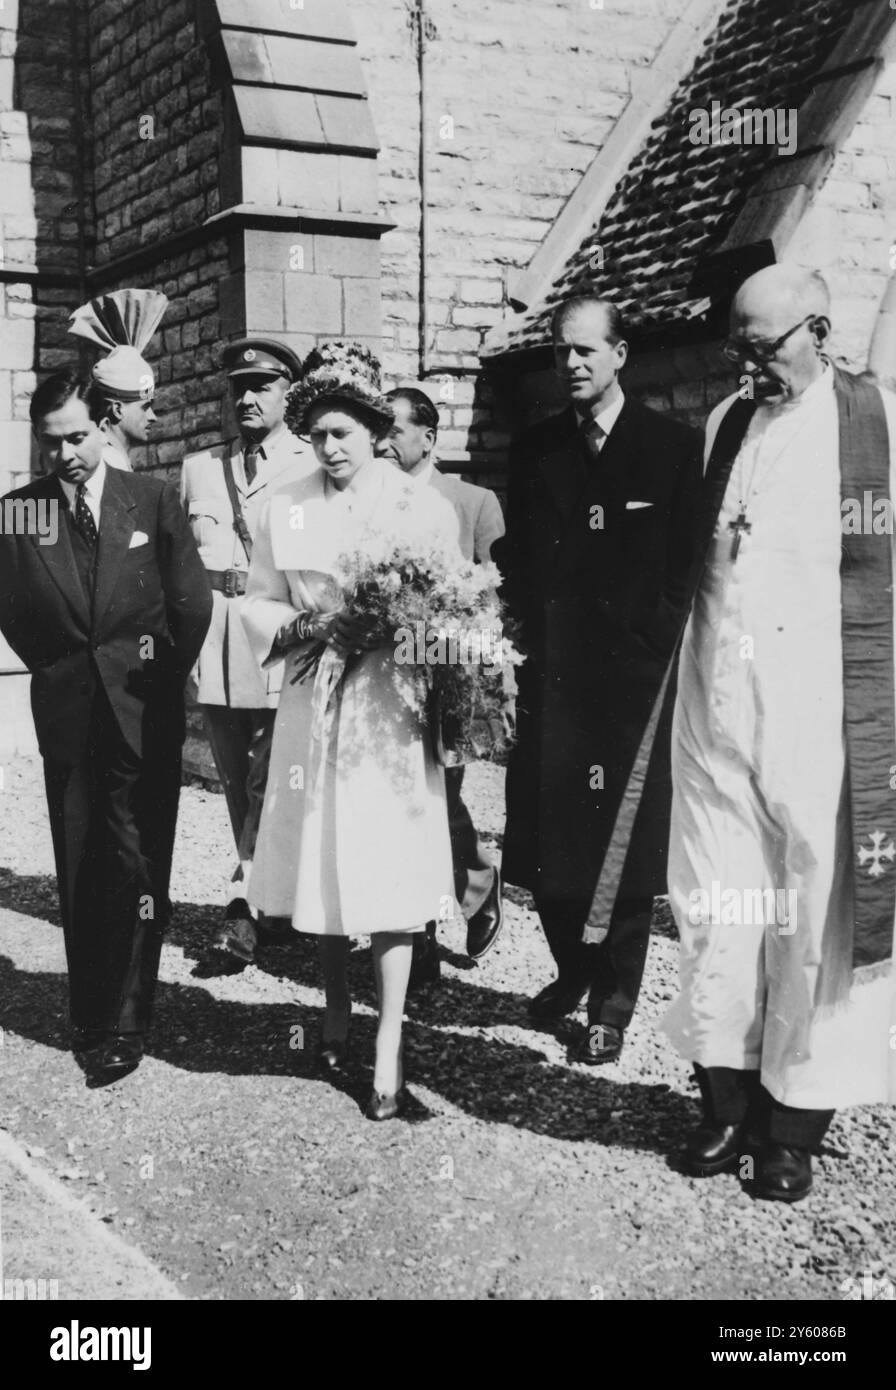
[365, 1085, 409, 1121]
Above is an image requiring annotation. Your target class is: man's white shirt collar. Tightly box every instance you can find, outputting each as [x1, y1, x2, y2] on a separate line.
[59, 458, 107, 524]
[576, 389, 625, 442]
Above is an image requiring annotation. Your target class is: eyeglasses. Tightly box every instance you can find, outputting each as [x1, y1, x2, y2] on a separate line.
[722, 315, 815, 366]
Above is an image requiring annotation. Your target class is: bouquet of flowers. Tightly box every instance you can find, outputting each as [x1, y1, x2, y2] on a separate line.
[290, 526, 523, 765]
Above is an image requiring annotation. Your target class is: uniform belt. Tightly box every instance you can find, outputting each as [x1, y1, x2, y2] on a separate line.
[207, 568, 247, 597]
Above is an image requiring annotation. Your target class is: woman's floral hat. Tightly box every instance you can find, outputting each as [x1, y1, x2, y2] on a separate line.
[285, 340, 395, 435]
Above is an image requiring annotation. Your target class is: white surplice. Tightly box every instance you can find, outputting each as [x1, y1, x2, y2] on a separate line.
[663, 366, 896, 1109]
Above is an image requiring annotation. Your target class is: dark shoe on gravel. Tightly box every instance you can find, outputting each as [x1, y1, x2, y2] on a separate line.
[754, 1141, 812, 1202]
[571, 1022, 624, 1065]
[86, 1034, 143, 1085]
[214, 915, 257, 964]
[365, 1085, 409, 1121]
[528, 977, 589, 1022]
[683, 1121, 745, 1176]
[466, 872, 505, 960]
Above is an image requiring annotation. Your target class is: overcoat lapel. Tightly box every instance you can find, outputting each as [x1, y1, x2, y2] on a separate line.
[534, 408, 588, 524]
[553, 402, 636, 583]
[92, 467, 137, 631]
[29, 475, 91, 631]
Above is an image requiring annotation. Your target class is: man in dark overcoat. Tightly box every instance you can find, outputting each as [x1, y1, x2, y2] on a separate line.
[494, 295, 702, 1063]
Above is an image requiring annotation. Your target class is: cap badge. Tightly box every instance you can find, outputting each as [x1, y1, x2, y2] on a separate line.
[244, 348, 256, 362]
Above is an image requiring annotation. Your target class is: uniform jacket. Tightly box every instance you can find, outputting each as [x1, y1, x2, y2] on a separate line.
[180, 428, 314, 707]
[0, 468, 212, 767]
[427, 463, 505, 564]
[493, 398, 703, 906]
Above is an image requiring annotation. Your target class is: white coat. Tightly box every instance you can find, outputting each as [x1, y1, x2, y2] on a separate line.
[241, 455, 461, 935]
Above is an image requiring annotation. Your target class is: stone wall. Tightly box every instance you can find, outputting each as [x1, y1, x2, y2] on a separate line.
[352, 0, 680, 482]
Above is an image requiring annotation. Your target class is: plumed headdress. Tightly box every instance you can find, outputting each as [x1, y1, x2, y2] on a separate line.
[284, 341, 394, 436]
[67, 288, 168, 402]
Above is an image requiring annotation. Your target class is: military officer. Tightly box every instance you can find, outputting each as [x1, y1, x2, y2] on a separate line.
[181, 338, 315, 963]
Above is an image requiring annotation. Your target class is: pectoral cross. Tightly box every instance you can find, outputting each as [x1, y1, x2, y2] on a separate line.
[728, 509, 751, 560]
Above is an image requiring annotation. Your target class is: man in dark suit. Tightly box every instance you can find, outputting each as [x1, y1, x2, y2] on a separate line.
[494, 295, 702, 1064]
[0, 370, 212, 1082]
[378, 387, 506, 985]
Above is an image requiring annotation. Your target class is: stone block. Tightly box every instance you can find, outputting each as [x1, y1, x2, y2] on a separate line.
[241, 270, 285, 330]
[0, 317, 34, 368]
[315, 94, 377, 153]
[244, 227, 314, 274]
[232, 85, 324, 146]
[342, 277, 381, 338]
[221, 29, 273, 84]
[312, 232, 378, 279]
[240, 145, 279, 203]
[338, 154, 378, 214]
[0, 163, 35, 218]
[0, 420, 33, 476]
[201, 0, 356, 44]
[283, 272, 342, 335]
[277, 148, 341, 209]
[265, 35, 366, 96]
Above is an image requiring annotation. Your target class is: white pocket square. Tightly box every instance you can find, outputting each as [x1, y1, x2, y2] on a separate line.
[626, 500, 654, 510]
[129, 531, 149, 548]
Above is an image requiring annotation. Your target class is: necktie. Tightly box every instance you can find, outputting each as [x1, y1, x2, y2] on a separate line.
[244, 444, 260, 486]
[581, 418, 605, 460]
[74, 482, 98, 547]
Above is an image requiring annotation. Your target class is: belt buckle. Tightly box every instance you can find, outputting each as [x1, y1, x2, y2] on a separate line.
[223, 568, 241, 598]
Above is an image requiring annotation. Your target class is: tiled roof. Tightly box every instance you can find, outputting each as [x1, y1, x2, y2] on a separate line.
[487, 0, 855, 357]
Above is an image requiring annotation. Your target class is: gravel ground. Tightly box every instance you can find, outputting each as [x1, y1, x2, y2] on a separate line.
[0, 752, 894, 1301]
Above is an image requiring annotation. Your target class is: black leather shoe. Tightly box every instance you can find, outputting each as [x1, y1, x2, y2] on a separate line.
[528, 977, 589, 1022]
[754, 1142, 813, 1202]
[683, 1121, 745, 1176]
[365, 1085, 409, 1121]
[466, 872, 505, 960]
[408, 922, 440, 992]
[571, 1022, 624, 1065]
[88, 1034, 143, 1083]
[215, 914, 257, 964]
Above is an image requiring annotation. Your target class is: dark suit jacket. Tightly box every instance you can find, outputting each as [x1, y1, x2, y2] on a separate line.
[493, 398, 702, 904]
[0, 468, 213, 767]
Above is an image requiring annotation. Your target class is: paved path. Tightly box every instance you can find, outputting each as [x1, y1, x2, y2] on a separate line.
[0, 757, 893, 1300]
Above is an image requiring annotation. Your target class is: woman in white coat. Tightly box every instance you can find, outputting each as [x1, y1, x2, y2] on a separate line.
[241, 344, 461, 1119]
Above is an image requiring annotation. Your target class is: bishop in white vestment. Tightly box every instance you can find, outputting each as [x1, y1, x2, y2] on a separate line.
[664, 265, 896, 1202]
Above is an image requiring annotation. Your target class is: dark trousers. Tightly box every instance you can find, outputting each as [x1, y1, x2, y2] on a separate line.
[446, 765, 496, 917]
[202, 705, 276, 906]
[44, 688, 181, 1037]
[534, 891, 653, 1029]
[694, 1065, 834, 1149]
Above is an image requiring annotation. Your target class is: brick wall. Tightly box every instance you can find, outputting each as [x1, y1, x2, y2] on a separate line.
[85, 0, 227, 474]
[352, 0, 680, 477]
